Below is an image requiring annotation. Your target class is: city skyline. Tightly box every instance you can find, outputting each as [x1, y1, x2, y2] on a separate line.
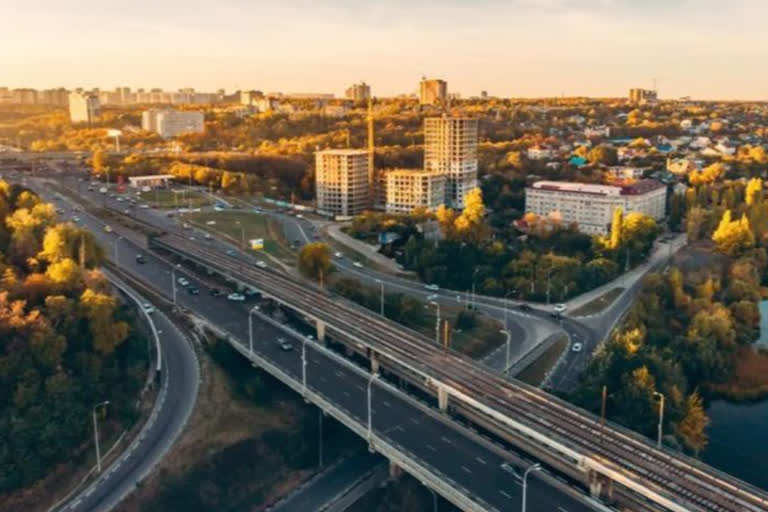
[4, 0, 768, 100]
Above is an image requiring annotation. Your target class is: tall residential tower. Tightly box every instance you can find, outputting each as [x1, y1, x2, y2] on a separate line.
[315, 149, 370, 218]
[424, 116, 478, 209]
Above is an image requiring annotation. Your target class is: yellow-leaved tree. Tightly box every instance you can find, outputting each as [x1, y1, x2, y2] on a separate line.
[711, 210, 754, 256]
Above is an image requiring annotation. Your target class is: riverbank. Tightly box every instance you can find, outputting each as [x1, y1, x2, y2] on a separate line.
[705, 347, 768, 402]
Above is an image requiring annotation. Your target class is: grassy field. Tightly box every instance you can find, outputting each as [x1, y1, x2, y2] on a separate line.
[570, 287, 625, 317]
[138, 188, 211, 209]
[182, 210, 296, 264]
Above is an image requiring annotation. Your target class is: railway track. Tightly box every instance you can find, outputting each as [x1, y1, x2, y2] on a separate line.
[152, 232, 768, 512]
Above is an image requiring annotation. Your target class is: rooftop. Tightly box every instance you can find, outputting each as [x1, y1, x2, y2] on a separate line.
[530, 179, 664, 196]
[316, 148, 369, 156]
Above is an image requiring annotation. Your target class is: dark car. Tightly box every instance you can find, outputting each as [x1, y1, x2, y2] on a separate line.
[209, 288, 223, 297]
[135, 254, 147, 264]
[517, 304, 532, 312]
[187, 286, 200, 295]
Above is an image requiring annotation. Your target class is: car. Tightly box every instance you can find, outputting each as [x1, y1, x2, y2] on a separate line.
[182, 223, 191, 229]
[227, 293, 245, 301]
[209, 288, 223, 296]
[177, 277, 190, 287]
[517, 304, 533, 312]
[424, 284, 440, 291]
[334, 252, 343, 258]
[226, 249, 236, 256]
[256, 260, 267, 269]
[277, 337, 293, 351]
[72, 216, 81, 222]
[353, 261, 364, 268]
[104, 225, 113, 233]
[427, 294, 438, 301]
[204, 233, 213, 240]
[86, 186, 94, 192]
[500, 462, 522, 481]
[244, 288, 259, 296]
[124, 208, 131, 214]
[553, 303, 567, 314]
[572, 342, 583, 353]
[142, 303, 156, 314]
[116, 197, 124, 202]
[135, 254, 147, 264]
[296, 214, 303, 219]
[139, 204, 150, 209]
[187, 286, 200, 295]
[205, 220, 216, 225]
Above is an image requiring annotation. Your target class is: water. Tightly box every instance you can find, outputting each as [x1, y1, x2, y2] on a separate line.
[702, 300, 768, 490]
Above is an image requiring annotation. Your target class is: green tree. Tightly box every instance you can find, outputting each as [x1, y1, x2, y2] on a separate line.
[297, 242, 332, 285]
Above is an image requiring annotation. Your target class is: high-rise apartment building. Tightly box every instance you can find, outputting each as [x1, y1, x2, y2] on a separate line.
[345, 82, 371, 102]
[315, 149, 370, 218]
[68, 92, 100, 124]
[142, 109, 204, 138]
[419, 78, 447, 105]
[524, 180, 666, 235]
[424, 116, 478, 209]
[629, 88, 658, 104]
[384, 170, 446, 214]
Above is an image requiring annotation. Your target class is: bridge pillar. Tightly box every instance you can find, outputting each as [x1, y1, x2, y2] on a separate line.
[437, 385, 449, 411]
[388, 460, 403, 479]
[206, 266, 214, 275]
[370, 351, 380, 375]
[588, 470, 613, 500]
[316, 319, 326, 344]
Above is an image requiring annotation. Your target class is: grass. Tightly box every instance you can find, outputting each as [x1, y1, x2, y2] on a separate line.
[516, 336, 569, 387]
[570, 287, 625, 317]
[138, 188, 211, 209]
[182, 210, 296, 265]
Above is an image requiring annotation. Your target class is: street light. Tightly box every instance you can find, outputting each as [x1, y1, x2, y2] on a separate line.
[235, 220, 245, 250]
[653, 391, 665, 449]
[112, 236, 122, 266]
[92, 401, 110, 473]
[521, 463, 542, 512]
[471, 268, 480, 310]
[367, 372, 379, 445]
[248, 305, 259, 356]
[375, 279, 384, 316]
[301, 336, 308, 396]
[500, 329, 512, 374]
[171, 267, 177, 306]
[428, 301, 440, 345]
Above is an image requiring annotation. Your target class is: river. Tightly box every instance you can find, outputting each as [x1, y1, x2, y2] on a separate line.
[702, 300, 768, 491]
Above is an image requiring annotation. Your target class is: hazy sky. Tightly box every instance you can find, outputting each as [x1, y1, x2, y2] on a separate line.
[3, 0, 767, 99]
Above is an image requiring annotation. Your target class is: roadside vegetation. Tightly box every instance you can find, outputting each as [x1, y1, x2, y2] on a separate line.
[0, 181, 147, 501]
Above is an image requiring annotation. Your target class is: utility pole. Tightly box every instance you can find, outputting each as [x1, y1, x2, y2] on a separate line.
[367, 98, 375, 208]
[429, 301, 440, 345]
[500, 329, 511, 374]
[600, 385, 607, 444]
[367, 373, 378, 446]
[92, 401, 110, 473]
[654, 391, 665, 449]
[443, 320, 450, 350]
[248, 305, 259, 356]
[171, 268, 177, 306]
[375, 279, 384, 316]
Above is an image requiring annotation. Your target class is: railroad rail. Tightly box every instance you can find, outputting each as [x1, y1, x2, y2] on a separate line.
[150, 232, 768, 512]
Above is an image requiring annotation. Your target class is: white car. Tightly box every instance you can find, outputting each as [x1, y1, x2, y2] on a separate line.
[227, 293, 246, 302]
[177, 277, 190, 287]
[334, 252, 343, 258]
[296, 214, 303, 219]
[553, 303, 568, 314]
[72, 216, 81, 222]
[139, 204, 149, 209]
[425, 284, 439, 291]
[353, 261, 364, 268]
[256, 260, 267, 269]
[572, 342, 583, 353]
[142, 303, 156, 314]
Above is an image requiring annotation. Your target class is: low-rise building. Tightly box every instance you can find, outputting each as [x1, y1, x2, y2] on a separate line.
[525, 179, 666, 235]
[142, 109, 204, 138]
[315, 149, 370, 218]
[384, 169, 446, 214]
[667, 158, 698, 175]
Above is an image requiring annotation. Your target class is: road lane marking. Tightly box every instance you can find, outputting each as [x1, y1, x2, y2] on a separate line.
[410, 417, 420, 425]
[558, 508, 569, 512]
[441, 436, 452, 444]
[356, 385, 365, 392]
[343, 391, 350, 397]
[475, 456, 487, 465]
[395, 425, 406, 432]
[461, 465, 472, 474]
[500, 490, 512, 499]
[383, 400, 392, 408]
[426, 444, 436, 452]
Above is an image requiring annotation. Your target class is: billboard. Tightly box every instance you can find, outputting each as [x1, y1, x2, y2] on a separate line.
[250, 238, 264, 250]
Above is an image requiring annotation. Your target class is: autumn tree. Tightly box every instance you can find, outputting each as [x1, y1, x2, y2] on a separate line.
[609, 207, 623, 249]
[453, 188, 489, 243]
[297, 242, 332, 286]
[675, 391, 709, 455]
[711, 210, 754, 256]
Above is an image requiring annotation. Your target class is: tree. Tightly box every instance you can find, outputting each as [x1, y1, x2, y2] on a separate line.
[453, 188, 489, 243]
[587, 145, 618, 166]
[92, 149, 107, 176]
[609, 207, 623, 249]
[79, 288, 129, 354]
[297, 242, 332, 285]
[745, 177, 762, 206]
[675, 391, 709, 455]
[712, 210, 754, 256]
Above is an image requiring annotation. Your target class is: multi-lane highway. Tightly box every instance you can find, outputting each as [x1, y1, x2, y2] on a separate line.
[39, 179, 597, 512]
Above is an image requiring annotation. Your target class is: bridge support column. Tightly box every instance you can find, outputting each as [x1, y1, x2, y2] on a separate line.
[206, 266, 214, 275]
[388, 460, 403, 479]
[588, 470, 613, 500]
[316, 319, 326, 344]
[370, 351, 380, 375]
[437, 385, 449, 411]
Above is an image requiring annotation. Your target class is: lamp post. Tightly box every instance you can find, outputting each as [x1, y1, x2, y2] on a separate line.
[171, 267, 177, 306]
[318, 408, 324, 468]
[653, 391, 665, 449]
[235, 220, 245, 250]
[112, 236, 122, 266]
[500, 329, 511, 374]
[248, 305, 259, 356]
[92, 401, 110, 473]
[367, 373, 378, 445]
[471, 268, 480, 310]
[301, 336, 308, 396]
[375, 279, 384, 316]
[428, 301, 440, 345]
[521, 463, 542, 512]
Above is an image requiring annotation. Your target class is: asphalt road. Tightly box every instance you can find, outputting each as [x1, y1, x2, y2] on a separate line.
[42, 179, 597, 512]
[50, 267, 199, 512]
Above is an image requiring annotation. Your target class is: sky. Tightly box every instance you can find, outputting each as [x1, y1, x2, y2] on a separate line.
[2, 0, 767, 100]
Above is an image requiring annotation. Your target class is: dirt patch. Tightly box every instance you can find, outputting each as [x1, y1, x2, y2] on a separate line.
[517, 336, 569, 386]
[571, 288, 625, 317]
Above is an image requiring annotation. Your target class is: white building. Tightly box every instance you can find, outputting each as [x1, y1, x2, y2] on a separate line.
[607, 166, 646, 180]
[345, 82, 371, 102]
[525, 180, 666, 235]
[424, 116, 478, 209]
[315, 149, 370, 218]
[384, 170, 446, 214]
[527, 146, 555, 160]
[142, 109, 204, 138]
[419, 78, 447, 105]
[69, 92, 100, 124]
